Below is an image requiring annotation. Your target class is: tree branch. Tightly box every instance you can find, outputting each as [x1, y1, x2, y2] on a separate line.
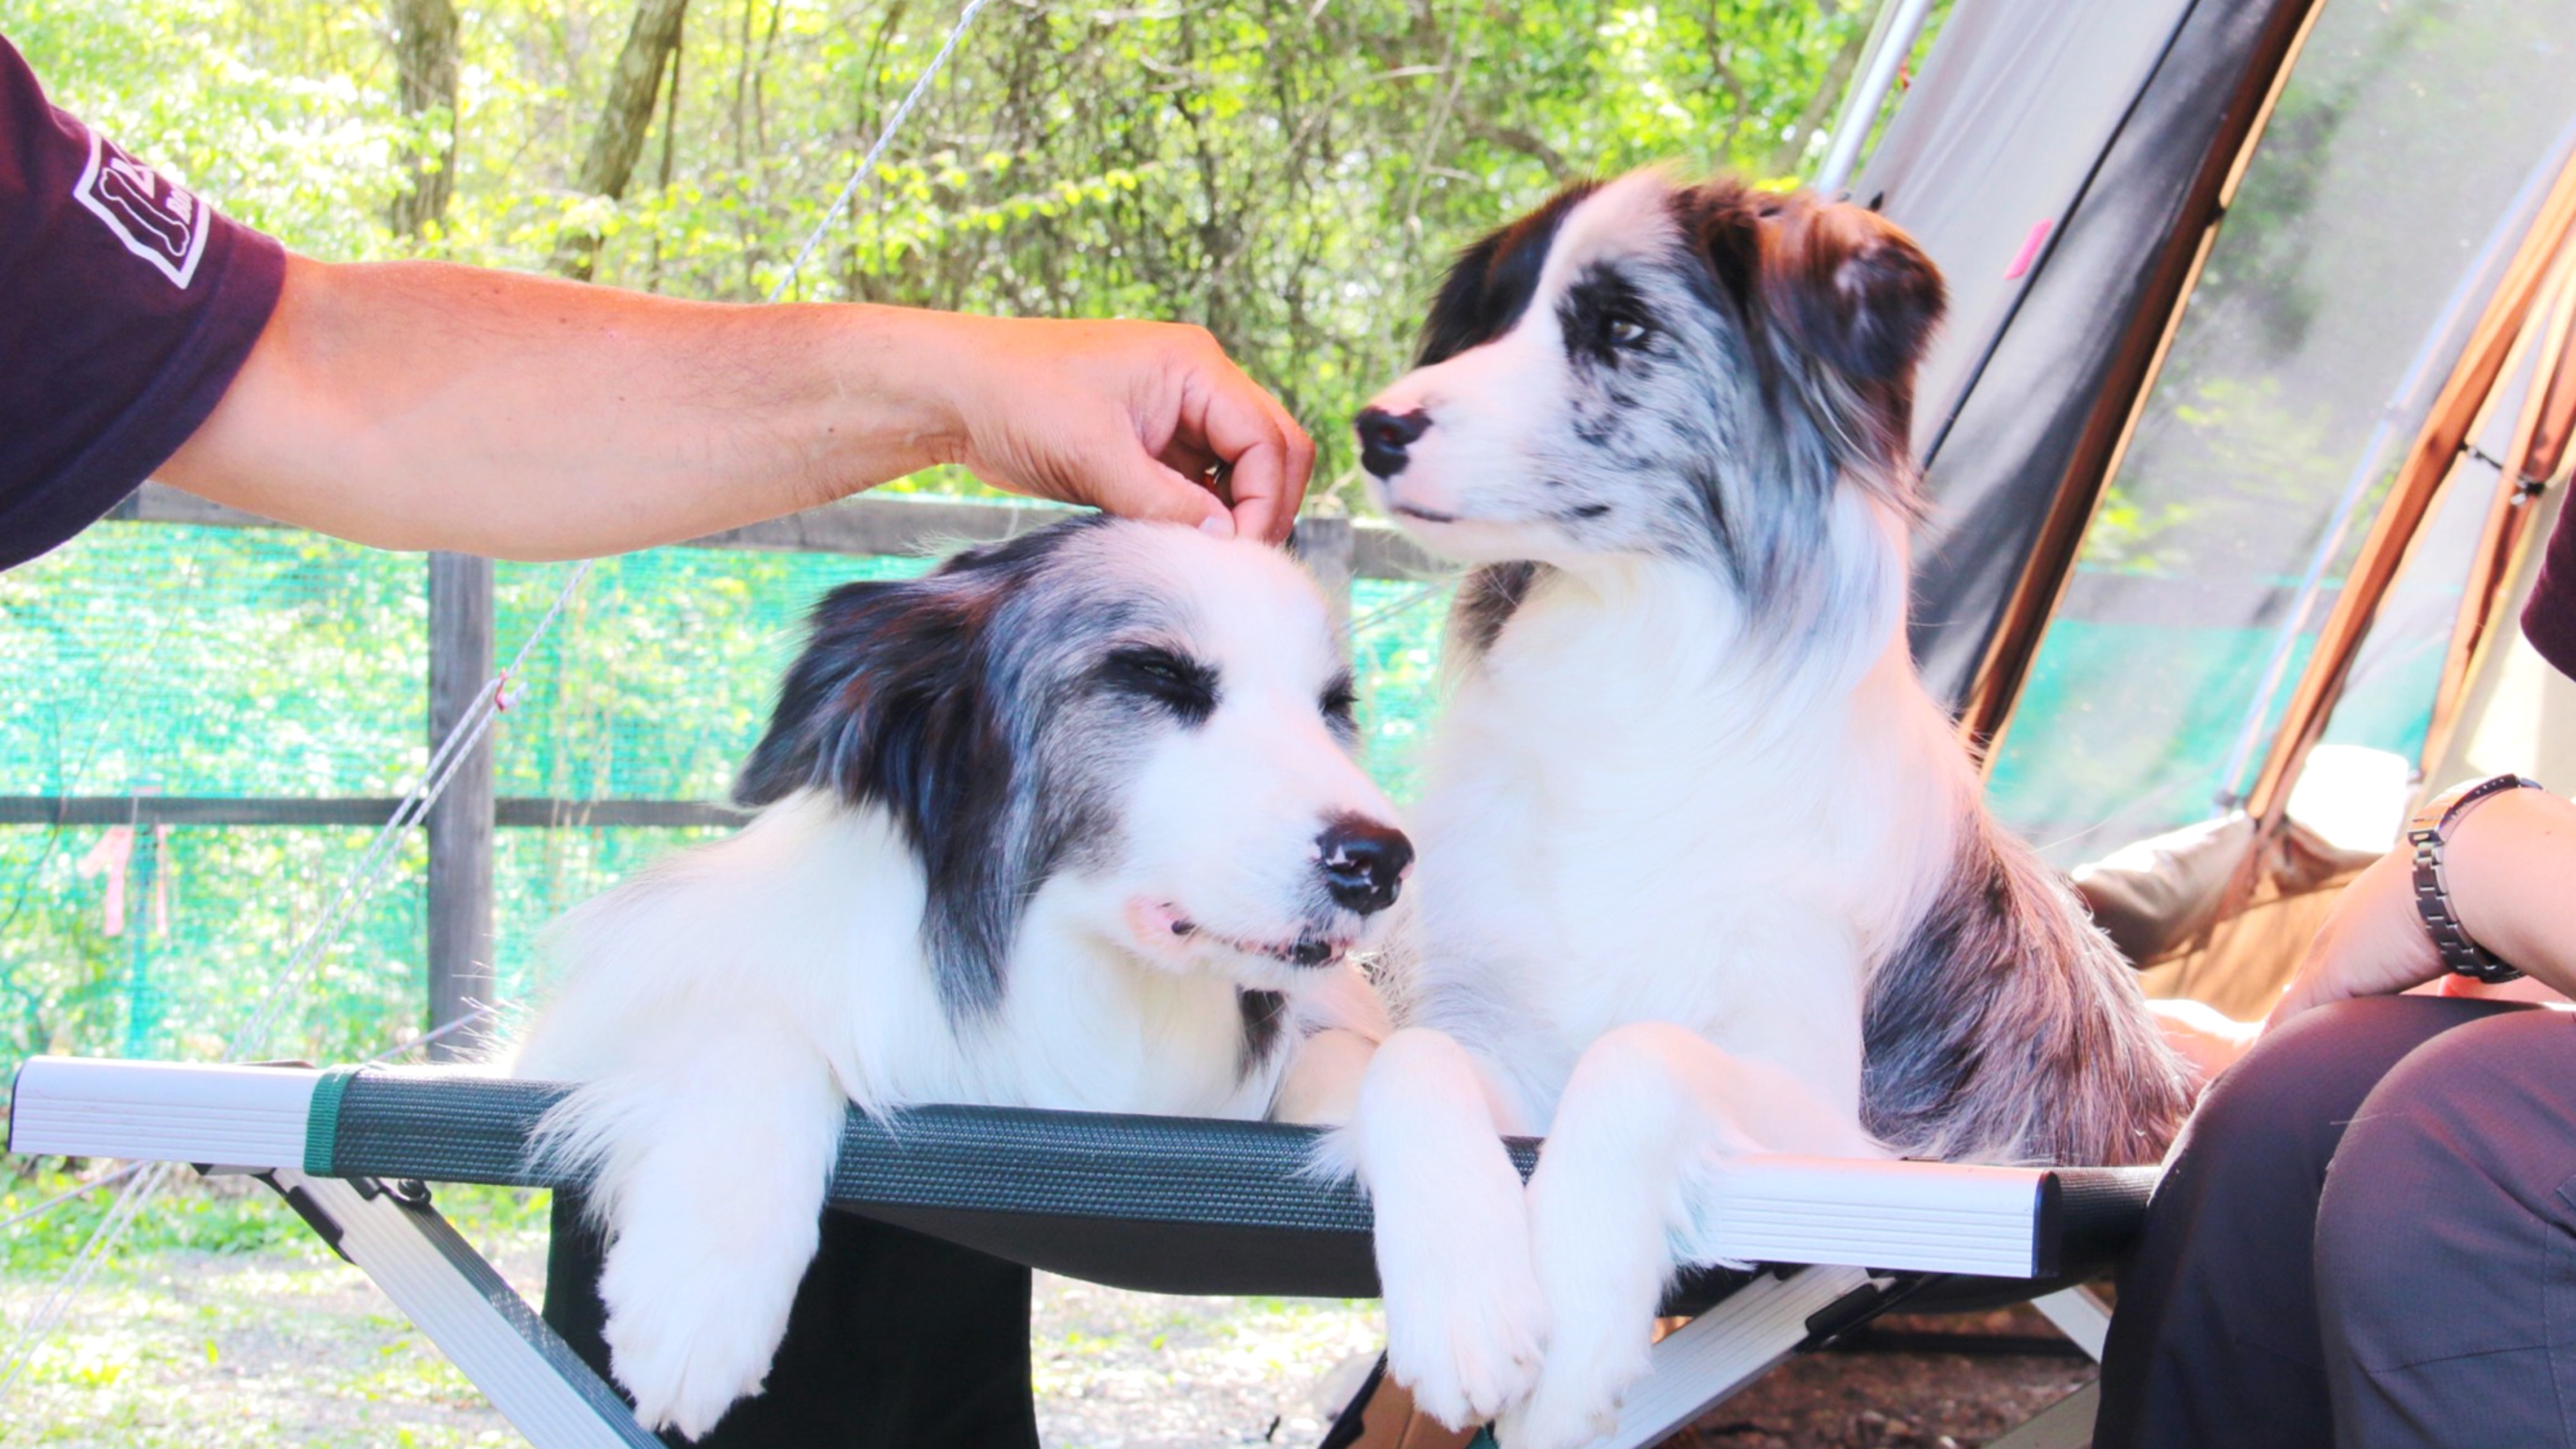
[553, 0, 692, 280]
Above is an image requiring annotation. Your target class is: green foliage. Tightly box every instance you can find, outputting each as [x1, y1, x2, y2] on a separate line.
[0, 1168, 548, 1274]
[0, 0, 1881, 1070]
[3, 0, 1879, 498]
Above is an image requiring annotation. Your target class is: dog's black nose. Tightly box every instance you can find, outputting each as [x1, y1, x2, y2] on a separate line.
[1318, 816, 1413, 915]
[1354, 407, 1431, 480]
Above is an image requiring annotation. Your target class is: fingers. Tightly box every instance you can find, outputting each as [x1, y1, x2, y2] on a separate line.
[2261, 972, 2329, 1034]
[2265, 910, 2368, 1033]
[1171, 337, 1314, 546]
[953, 317, 1314, 543]
[1079, 439, 1237, 533]
[2263, 848, 2450, 1036]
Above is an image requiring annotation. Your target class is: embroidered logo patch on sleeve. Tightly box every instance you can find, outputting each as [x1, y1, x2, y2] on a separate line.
[72, 128, 210, 290]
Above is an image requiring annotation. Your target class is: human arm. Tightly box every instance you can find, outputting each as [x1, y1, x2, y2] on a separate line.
[2268, 785, 2576, 1029]
[158, 255, 1314, 558]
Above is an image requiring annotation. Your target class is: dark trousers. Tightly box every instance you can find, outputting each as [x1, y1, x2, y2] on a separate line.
[2098, 995, 2576, 1448]
[544, 1193, 1042, 1448]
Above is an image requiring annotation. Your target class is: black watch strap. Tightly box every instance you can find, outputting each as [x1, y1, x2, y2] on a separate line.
[2408, 773, 2541, 984]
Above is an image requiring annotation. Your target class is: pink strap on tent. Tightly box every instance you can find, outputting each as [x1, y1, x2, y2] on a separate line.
[2005, 219, 2054, 281]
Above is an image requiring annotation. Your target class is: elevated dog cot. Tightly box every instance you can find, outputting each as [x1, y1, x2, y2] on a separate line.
[8, 1055, 2147, 1449]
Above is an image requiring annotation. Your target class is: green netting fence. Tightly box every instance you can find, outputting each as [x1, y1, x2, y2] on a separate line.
[0, 514, 1451, 1076]
[0, 502, 2462, 1080]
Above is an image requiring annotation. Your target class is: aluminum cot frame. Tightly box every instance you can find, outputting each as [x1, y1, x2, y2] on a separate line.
[7, 1055, 2144, 1449]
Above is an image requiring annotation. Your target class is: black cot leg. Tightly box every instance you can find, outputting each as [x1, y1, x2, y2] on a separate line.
[545, 1190, 1041, 1449]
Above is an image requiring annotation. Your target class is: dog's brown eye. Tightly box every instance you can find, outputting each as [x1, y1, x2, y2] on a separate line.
[1607, 316, 1650, 349]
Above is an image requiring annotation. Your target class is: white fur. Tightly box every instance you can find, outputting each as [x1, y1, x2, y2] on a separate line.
[509, 524, 1398, 1438]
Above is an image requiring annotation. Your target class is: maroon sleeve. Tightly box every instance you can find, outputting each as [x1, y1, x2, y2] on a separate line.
[2523, 497, 2576, 681]
[0, 34, 285, 571]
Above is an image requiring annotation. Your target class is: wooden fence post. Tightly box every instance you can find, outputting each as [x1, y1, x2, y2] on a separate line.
[425, 552, 496, 1061]
[1291, 516, 1356, 649]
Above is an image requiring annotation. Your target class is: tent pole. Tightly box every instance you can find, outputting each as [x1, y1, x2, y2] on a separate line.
[2213, 115, 2576, 806]
[1961, 0, 2330, 767]
[2418, 242, 2576, 781]
[1813, 0, 1936, 198]
[2245, 165, 2576, 829]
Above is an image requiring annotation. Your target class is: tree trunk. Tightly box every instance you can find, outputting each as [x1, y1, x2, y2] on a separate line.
[388, 0, 459, 238]
[554, 0, 691, 281]
[1767, 11, 1876, 183]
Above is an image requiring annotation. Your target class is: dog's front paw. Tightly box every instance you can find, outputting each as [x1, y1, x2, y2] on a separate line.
[607, 1307, 770, 1441]
[1382, 1247, 1547, 1427]
[1374, 1163, 1549, 1427]
[599, 1228, 814, 1440]
[1491, 1325, 1649, 1449]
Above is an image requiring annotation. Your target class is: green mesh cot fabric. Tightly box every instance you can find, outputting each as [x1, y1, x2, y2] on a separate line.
[299, 1067, 2158, 1301]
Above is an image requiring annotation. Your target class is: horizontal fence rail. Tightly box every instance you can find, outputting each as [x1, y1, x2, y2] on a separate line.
[0, 797, 748, 829]
[37, 484, 1457, 836]
[108, 482, 1451, 581]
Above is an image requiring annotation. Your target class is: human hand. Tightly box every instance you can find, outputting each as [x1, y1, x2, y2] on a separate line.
[921, 315, 1314, 544]
[2146, 997, 2261, 1088]
[2264, 843, 2443, 1032]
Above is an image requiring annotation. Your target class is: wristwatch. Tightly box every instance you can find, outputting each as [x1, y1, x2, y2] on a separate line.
[2407, 773, 2543, 984]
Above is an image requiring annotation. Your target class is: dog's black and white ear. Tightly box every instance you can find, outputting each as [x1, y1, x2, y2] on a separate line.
[1765, 198, 1946, 388]
[1677, 182, 1945, 388]
[737, 578, 999, 814]
[737, 572, 1019, 1017]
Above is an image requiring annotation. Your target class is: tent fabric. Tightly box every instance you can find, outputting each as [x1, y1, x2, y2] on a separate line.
[1867, 0, 2313, 711]
[2432, 481, 2576, 794]
[1917, 0, 2576, 859]
[1853, 0, 2198, 458]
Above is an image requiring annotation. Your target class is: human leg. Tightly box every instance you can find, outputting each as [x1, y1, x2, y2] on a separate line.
[2096, 995, 2523, 1449]
[2314, 1005, 2576, 1448]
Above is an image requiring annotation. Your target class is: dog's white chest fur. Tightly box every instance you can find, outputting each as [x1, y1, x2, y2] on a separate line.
[1406, 546, 1963, 1131]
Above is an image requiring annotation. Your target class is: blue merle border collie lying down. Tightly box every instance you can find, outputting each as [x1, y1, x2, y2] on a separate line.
[507, 518, 1405, 1438]
[1333, 168, 2195, 1448]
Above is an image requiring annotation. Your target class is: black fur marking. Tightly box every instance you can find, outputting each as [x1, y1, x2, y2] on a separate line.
[1099, 644, 1218, 725]
[734, 516, 1143, 1023]
[1861, 814, 2193, 1167]
[1451, 562, 1543, 657]
[1417, 180, 1601, 366]
[1321, 670, 1358, 741]
[1558, 264, 1656, 370]
[1237, 988, 1289, 1077]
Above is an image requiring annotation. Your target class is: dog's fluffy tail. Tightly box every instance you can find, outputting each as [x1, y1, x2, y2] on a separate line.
[1861, 812, 2194, 1168]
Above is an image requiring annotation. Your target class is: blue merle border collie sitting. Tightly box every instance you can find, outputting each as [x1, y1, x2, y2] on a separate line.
[1332, 168, 2193, 1447]
[508, 518, 1405, 1438]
